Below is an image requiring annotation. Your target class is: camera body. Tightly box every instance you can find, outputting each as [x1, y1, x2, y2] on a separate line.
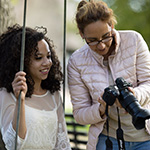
[102, 77, 150, 130]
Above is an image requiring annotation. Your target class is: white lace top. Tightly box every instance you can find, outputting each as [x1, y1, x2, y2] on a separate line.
[0, 88, 71, 150]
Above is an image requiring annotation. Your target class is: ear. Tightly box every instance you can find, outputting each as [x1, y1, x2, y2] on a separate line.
[111, 24, 114, 29]
[79, 30, 84, 39]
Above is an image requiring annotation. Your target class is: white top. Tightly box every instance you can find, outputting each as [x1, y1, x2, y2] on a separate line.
[0, 88, 71, 150]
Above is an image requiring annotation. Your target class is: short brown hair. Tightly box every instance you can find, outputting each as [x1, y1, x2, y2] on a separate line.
[76, 0, 117, 33]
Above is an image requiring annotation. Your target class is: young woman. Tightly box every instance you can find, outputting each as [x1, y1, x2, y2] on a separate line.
[0, 24, 71, 150]
[67, 0, 150, 150]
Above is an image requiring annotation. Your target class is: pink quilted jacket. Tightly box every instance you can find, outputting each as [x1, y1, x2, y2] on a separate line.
[67, 29, 150, 150]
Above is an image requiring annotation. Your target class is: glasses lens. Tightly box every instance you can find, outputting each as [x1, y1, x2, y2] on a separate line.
[88, 41, 99, 46]
[87, 36, 112, 46]
[102, 37, 112, 43]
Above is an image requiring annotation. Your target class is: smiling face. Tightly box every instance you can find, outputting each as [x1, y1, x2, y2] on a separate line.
[81, 20, 113, 60]
[28, 39, 52, 85]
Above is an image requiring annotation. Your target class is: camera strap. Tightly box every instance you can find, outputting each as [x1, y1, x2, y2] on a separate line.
[105, 104, 113, 150]
[105, 105, 126, 150]
[116, 107, 126, 150]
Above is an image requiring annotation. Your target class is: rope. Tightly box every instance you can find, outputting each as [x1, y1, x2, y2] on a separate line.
[15, 1, 66, 149]
[63, 0, 67, 110]
[14, 0, 27, 149]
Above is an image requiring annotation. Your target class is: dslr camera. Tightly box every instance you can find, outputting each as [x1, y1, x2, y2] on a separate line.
[102, 77, 150, 130]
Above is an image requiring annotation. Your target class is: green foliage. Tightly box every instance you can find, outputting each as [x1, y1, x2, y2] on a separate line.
[110, 0, 150, 48]
[70, 0, 150, 48]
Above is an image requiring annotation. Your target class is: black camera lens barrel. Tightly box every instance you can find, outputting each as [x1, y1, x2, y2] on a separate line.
[118, 89, 138, 111]
[102, 77, 150, 130]
[115, 77, 150, 130]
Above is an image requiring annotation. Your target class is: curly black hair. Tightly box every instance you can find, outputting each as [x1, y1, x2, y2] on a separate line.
[0, 24, 63, 97]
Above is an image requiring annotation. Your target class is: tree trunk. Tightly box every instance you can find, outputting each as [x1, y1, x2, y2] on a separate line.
[0, 0, 15, 35]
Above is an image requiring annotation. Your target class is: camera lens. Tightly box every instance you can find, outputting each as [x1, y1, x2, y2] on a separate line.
[115, 77, 150, 129]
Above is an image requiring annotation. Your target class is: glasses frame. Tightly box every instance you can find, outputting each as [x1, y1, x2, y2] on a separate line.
[85, 35, 113, 46]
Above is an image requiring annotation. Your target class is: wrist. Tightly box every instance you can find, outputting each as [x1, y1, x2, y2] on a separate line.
[99, 104, 106, 119]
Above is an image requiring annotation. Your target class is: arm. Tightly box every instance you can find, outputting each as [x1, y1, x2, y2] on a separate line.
[54, 92, 71, 150]
[12, 71, 27, 139]
[0, 90, 26, 150]
[133, 32, 150, 106]
[67, 56, 105, 125]
[0, 71, 27, 150]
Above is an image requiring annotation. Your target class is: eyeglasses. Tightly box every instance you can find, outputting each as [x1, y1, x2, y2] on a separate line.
[86, 36, 113, 46]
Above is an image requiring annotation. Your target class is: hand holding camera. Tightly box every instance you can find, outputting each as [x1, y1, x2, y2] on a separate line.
[102, 77, 150, 130]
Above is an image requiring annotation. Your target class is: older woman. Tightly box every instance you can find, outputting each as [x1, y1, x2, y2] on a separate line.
[67, 0, 150, 150]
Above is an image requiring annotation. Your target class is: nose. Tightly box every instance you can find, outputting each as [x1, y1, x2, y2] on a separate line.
[43, 57, 52, 66]
[97, 42, 105, 49]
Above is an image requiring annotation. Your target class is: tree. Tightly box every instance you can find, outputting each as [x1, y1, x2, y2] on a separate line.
[105, 0, 150, 48]
[69, 0, 150, 48]
[0, 0, 15, 35]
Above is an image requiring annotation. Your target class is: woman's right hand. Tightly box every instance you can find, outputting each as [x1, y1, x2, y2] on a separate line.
[98, 97, 107, 119]
[12, 71, 27, 100]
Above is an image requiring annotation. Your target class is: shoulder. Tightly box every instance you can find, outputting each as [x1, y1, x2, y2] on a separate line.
[51, 91, 62, 107]
[118, 30, 144, 41]
[68, 44, 93, 69]
[68, 44, 90, 62]
[0, 88, 14, 99]
[117, 30, 148, 49]
[0, 88, 16, 110]
[52, 91, 61, 100]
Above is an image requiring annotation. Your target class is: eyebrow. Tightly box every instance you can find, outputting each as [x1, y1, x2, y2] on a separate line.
[102, 31, 111, 38]
[35, 51, 51, 56]
[86, 31, 111, 40]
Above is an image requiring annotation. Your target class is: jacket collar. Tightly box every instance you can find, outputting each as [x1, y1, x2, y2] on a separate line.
[112, 28, 121, 54]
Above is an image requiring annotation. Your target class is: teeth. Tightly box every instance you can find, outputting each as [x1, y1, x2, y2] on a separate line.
[41, 69, 48, 72]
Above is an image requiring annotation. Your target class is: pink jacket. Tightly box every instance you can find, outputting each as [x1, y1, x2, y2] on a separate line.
[67, 29, 150, 150]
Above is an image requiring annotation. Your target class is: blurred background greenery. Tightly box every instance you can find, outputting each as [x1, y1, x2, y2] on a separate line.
[0, 0, 150, 111]
[0, 1, 149, 148]
[68, 0, 150, 48]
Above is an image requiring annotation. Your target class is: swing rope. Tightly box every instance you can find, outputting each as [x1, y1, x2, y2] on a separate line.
[15, 0, 67, 149]
[63, 0, 67, 110]
[14, 0, 27, 149]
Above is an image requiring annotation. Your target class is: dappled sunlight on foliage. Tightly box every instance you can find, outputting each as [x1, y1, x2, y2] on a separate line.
[68, 0, 150, 48]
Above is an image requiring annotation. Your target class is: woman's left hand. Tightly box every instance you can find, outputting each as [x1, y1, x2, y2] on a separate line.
[12, 71, 27, 100]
